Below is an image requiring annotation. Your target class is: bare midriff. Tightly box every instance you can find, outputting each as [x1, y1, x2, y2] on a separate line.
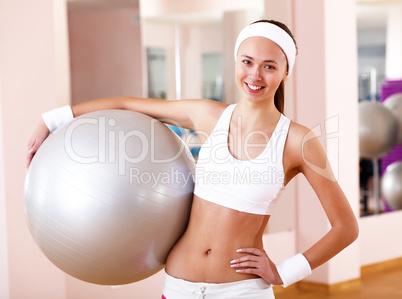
[165, 194, 270, 283]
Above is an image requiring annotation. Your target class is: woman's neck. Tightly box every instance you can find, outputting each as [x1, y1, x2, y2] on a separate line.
[234, 98, 280, 129]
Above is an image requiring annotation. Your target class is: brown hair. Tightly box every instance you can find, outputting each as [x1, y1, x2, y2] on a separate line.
[251, 20, 298, 114]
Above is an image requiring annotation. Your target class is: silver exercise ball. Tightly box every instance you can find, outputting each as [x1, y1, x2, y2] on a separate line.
[383, 93, 402, 144]
[359, 101, 398, 159]
[24, 110, 195, 285]
[381, 162, 402, 210]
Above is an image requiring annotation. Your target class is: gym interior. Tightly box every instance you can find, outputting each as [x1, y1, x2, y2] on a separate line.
[1, 0, 401, 298]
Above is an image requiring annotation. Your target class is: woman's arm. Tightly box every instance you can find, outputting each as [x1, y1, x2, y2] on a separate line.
[293, 125, 359, 269]
[230, 123, 359, 286]
[72, 96, 207, 130]
[27, 96, 226, 168]
[27, 119, 51, 168]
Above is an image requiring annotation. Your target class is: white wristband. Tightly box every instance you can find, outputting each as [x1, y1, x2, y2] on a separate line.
[276, 253, 312, 288]
[42, 105, 74, 133]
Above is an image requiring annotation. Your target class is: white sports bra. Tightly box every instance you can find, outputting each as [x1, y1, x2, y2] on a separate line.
[193, 104, 291, 215]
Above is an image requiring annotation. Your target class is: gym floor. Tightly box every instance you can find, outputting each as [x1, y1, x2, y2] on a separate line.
[276, 265, 402, 299]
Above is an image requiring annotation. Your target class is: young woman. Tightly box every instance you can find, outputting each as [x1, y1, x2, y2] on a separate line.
[27, 20, 358, 298]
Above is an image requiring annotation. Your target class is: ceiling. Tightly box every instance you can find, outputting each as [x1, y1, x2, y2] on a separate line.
[356, 0, 402, 29]
[66, 0, 401, 30]
[67, 0, 139, 9]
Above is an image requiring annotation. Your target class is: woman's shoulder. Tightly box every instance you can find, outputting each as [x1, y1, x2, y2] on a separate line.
[287, 120, 311, 144]
[186, 99, 228, 134]
[181, 98, 227, 111]
[284, 120, 318, 161]
[194, 99, 228, 115]
[285, 120, 327, 168]
[191, 99, 228, 121]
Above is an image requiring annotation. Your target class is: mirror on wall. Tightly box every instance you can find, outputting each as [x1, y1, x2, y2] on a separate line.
[140, 12, 225, 101]
[147, 47, 168, 99]
[139, 0, 265, 102]
[141, 13, 223, 102]
[357, 0, 402, 217]
[202, 53, 224, 102]
[356, 1, 387, 102]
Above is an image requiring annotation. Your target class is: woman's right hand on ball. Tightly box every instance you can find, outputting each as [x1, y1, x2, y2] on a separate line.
[27, 120, 49, 169]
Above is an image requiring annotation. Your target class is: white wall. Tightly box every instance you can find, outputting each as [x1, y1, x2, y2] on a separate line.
[360, 210, 402, 266]
[385, 2, 402, 79]
[140, 0, 264, 18]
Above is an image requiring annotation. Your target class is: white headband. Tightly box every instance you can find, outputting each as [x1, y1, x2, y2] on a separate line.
[234, 22, 297, 76]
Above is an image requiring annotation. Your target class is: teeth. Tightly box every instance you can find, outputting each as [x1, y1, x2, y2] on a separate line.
[247, 83, 262, 90]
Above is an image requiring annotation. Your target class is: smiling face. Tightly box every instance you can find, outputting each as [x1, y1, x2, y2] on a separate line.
[235, 37, 288, 104]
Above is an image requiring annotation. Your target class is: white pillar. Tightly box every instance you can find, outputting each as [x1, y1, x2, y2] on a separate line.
[263, 0, 298, 234]
[222, 10, 264, 104]
[0, 0, 70, 297]
[385, 2, 402, 80]
[222, 11, 248, 104]
[264, 0, 295, 117]
[292, 0, 361, 287]
[0, 80, 10, 299]
[53, 0, 71, 106]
